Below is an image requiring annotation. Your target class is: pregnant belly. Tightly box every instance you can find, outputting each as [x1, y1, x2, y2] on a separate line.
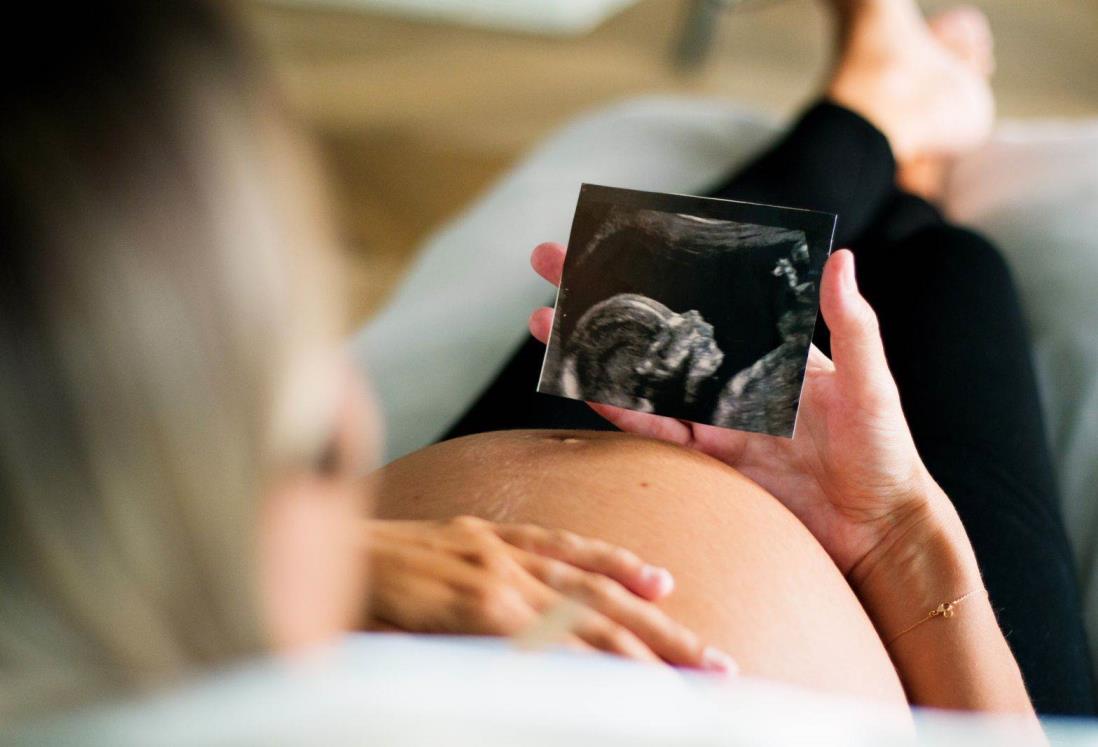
[373, 430, 906, 705]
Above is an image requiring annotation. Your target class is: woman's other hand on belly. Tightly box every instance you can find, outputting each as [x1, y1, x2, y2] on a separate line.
[363, 516, 737, 674]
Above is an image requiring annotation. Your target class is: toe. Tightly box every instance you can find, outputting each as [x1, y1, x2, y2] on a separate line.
[928, 6, 995, 77]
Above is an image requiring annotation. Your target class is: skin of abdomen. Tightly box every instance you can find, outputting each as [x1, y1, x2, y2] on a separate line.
[373, 430, 907, 706]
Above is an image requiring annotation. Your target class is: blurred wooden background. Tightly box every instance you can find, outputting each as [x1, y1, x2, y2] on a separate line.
[243, 0, 1098, 324]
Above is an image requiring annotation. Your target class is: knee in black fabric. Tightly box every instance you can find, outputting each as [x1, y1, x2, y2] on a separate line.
[860, 223, 1009, 286]
[919, 226, 1013, 285]
[852, 224, 1026, 341]
[858, 191, 944, 245]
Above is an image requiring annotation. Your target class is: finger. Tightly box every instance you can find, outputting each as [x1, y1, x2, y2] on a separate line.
[531, 242, 567, 286]
[588, 402, 695, 446]
[818, 250, 896, 400]
[553, 632, 597, 654]
[592, 403, 754, 473]
[495, 523, 674, 600]
[569, 607, 662, 663]
[805, 344, 835, 374]
[528, 558, 736, 673]
[513, 584, 657, 662]
[528, 306, 554, 344]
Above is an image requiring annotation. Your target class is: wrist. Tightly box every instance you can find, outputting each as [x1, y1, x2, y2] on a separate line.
[849, 479, 984, 641]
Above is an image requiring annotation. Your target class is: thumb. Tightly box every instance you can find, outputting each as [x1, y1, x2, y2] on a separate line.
[819, 250, 895, 399]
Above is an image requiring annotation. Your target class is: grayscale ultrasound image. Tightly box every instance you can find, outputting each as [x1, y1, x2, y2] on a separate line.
[537, 185, 835, 438]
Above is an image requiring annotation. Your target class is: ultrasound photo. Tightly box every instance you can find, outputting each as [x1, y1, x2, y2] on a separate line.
[537, 184, 836, 438]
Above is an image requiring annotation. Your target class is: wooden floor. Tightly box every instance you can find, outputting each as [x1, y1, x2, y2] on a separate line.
[244, 0, 1098, 324]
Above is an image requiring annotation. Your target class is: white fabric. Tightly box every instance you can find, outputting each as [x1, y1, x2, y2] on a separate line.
[8, 634, 1092, 745]
[351, 96, 1098, 675]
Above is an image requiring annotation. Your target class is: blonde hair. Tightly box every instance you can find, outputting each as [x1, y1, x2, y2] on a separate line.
[0, 2, 343, 717]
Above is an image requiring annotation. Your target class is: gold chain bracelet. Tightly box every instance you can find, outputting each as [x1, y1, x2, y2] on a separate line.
[885, 589, 986, 646]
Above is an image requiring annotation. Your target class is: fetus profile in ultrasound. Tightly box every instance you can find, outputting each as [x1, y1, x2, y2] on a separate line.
[559, 293, 724, 413]
[538, 185, 835, 437]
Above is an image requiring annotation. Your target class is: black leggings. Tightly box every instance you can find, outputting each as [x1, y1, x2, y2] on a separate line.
[444, 102, 1095, 715]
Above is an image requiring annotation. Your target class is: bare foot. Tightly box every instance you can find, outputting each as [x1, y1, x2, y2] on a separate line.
[826, 0, 995, 165]
[928, 5, 995, 78]
[897, 6, 996, 200]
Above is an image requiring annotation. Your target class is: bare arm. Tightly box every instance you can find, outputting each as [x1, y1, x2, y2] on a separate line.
[851, 485, 1034, 714]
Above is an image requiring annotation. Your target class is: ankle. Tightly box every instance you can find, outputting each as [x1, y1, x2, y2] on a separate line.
[831, 0, 924, 38]
[897, 156, 950, 203]
[825, 76, 917, 161]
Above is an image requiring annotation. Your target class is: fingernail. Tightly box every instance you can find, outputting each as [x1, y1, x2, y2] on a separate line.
[641, 565, 675, 596]
[843, 253, 859, 295]
[702, 646, 739, 676]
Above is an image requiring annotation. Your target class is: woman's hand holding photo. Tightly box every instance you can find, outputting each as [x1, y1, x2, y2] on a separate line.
[531, 243, 946, 579]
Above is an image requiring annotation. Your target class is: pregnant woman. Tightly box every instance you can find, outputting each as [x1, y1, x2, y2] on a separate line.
[381, 0, 1095, 718]
[1, 0, 1089, 731]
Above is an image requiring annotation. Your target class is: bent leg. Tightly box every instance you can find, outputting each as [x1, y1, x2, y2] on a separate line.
[707, 102, 897, 247]
[374, 430, 907, 706]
